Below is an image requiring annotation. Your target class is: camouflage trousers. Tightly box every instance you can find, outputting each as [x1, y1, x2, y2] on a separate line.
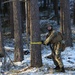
[51, 42, 64, 68]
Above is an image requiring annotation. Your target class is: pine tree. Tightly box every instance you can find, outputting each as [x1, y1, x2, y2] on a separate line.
[73, 1, 75, 25]
[25, 0, 30, 49]
[53, 0, 59, 25]
[9, 2, 14, 38]
[13, 0, 24, 61]
[60, 0, 72, 47]
[30, 0, 42, 67]
[0, 16, 5, 57]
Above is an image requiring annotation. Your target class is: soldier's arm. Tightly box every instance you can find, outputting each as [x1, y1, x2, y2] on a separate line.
[44, 30, 57, 45]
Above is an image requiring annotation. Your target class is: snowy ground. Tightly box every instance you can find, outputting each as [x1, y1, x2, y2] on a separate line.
[0, 42, 75, 75]
[0, 18, 75, 75]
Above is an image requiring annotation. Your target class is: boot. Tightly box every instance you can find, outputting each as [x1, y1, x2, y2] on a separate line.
[56, 67, 65, 72]
[54, 66, 60, 70]
[60, 67, 65, 72]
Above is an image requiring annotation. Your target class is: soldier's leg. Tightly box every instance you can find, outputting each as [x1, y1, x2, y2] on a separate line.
[55, 43, 63, 67]
[52, 53, 60, 69]
[46, 44, 54, 59]
[55, 54, 65, 72]
[52, 44, 59, 69]
[55, 43, 65, 72]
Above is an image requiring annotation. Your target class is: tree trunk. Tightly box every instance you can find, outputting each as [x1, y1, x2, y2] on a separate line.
[0, 1, 1, 8]
[64, 0, 72, 47]
[30, 0, 42, 67]
[53, 0, 59, 25]
[13, 0, 24, 61]
[73, 2, 75, 25]
[9, 2, 14, 38]
[25, 0, 30, 49]
[20, 2, 25, 33]
[60, 0, 72, 47]
[0, 16, 5, 57]
[43, 0, 46, 8]
[60, 0, 64, 35]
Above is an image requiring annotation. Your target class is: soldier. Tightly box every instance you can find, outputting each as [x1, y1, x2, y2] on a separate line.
[42, 25, 65, 72]
[45, 25, 53, 59]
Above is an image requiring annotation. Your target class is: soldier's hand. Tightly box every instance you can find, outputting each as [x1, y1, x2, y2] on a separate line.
[41, 40, 45, 45]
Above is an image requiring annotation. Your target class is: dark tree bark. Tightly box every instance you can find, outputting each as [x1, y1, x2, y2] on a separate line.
[60, 0, 72, 47]
[43, 0, 46, 8]
[0, 1, 1, 8]
[53, 0, 59, 25]
[64, 0, 72, 47]
[73, 2, 75, 25]
[9, 2, 14, 38]
[13, 0, 24, 61]
[20, 2, 25, 33]
[25, 0, 30, 49]
[0, 16, 5, 57]
[30, 0, 42, 67]
[40, 0, 43, 7]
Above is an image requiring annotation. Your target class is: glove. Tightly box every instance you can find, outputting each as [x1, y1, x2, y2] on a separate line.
[41, 40, 45, 45]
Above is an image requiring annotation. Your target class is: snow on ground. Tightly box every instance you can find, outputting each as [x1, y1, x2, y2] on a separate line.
[0, 43, 75, 75]
[0, 26, 75, 75]
[0, 19, 75, 75]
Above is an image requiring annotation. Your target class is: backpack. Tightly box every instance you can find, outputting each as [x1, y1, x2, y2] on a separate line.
[50, 31, 66, 51]
[50, 31, 63, 44]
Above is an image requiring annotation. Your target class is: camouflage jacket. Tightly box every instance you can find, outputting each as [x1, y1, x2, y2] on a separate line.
[44, 30, 62, 45]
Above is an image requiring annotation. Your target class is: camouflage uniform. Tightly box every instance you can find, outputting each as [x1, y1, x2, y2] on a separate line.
[44, 30, 65, 72]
